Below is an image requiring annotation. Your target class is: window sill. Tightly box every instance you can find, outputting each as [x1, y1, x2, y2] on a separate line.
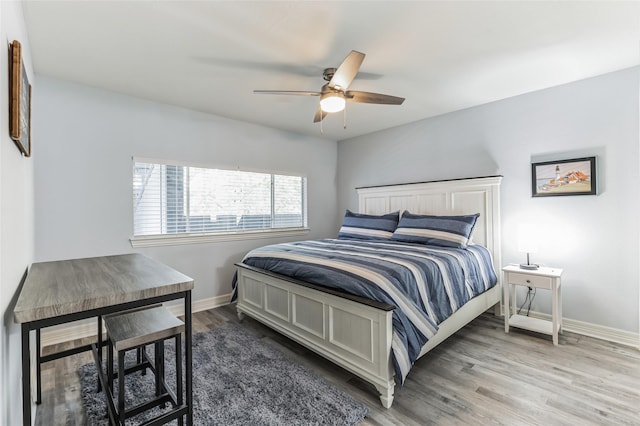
[130, 227, 311, 248]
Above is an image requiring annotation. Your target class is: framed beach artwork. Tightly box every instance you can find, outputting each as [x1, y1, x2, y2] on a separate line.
[531, 157, 596, 197]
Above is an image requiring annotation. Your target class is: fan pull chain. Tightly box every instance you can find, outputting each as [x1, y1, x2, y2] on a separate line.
[343, 104, 347, 129]
[320, 111, 324, 134]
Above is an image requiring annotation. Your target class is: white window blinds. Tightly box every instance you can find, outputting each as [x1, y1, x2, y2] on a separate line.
[133, 160, 307, 237]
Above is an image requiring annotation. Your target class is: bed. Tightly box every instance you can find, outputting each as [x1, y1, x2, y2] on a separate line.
[233, 176, 502, 408]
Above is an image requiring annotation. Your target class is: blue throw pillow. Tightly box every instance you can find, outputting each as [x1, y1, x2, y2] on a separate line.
[391, 212, 479, 248]
[338, 210, 399, 240]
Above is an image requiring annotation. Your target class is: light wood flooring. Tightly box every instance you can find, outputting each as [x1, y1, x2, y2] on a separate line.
[35, 305, 640, 425]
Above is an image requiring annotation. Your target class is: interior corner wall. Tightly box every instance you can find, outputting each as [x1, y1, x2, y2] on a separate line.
[337, 67, 640, 334]
[33, 76, 338, 305]
[1, 1, 35, 424]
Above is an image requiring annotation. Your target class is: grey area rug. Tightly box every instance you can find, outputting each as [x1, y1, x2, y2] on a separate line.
[79, 322, 368, 425]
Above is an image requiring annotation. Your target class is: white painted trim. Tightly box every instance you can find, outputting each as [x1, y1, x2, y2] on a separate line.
[40, 295, 640, 352]
[39, 293, 232, 348]
[527, 310, 640, 349]
[132, 156, 309, 178]
[166, 293, 232, 318]
[130, 228, 310, 248]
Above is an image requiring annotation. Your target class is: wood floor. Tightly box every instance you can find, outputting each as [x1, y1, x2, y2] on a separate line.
[35, 304, 640, 426]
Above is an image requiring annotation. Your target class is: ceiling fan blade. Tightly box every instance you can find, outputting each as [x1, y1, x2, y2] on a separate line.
[345, 90, 405, 105]
[254, 90, 321, 96]
[313, 107, 328, 123]
[194, 57, 321, 77]
[196, 57, 383, 80]
[328, 50, 365, 91]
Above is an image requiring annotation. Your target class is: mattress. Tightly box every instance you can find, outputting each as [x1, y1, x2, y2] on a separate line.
[233, 238, 497, 384]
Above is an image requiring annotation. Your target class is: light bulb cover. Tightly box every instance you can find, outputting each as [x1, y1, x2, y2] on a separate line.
[320, 92, 346, 113]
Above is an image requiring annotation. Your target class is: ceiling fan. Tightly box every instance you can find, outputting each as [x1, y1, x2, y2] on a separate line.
[254, 50, 405, 123]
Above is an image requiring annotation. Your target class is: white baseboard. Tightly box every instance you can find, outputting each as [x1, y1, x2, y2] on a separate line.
[40, 293, 232, 348]
[527, 310, 640, 349]
[40, 295, 640, 350]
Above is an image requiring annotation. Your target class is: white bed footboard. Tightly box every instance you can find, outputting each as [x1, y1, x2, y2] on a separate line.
[235, 265, 397, 408]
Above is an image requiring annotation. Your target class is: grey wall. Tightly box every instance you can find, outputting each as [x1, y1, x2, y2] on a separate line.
[338, 67, 640, 333]
[0, 2, 35, 424]
[13, 56, 639, 426]
[33, 76, 338, 304]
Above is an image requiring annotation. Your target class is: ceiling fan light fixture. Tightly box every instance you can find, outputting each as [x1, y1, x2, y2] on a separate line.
[320, 92, 346, 113]
[254, 50, 404, 125]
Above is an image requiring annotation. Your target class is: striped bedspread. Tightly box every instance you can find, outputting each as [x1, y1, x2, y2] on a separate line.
[233, 239, 497, 385]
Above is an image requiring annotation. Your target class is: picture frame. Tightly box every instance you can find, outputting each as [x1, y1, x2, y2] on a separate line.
[9, 40, 31, 157]
[531, 156, 596, 197]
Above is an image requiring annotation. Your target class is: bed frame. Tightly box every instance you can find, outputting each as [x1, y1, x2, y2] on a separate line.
[235, 176, 502, 408]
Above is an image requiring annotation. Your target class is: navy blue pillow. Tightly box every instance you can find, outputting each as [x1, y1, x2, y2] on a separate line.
[391, 212, 479, 248]
[338, 210, 399, 240]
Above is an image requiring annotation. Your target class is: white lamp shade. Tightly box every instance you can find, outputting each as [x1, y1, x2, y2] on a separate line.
[517, 223, 539, 253]
[320, 92, 346, 113]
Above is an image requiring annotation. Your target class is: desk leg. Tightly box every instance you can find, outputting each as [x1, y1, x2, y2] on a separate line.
[185, 291, 193, 425]
[36, 328, 42, 404]
[97, 315, 103, 392]
[22, 324, 31, 426]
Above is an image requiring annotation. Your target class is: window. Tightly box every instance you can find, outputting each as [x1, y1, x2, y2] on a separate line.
[132, 160, 307, 244]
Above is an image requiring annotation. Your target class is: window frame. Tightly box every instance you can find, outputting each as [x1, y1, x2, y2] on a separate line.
[130, 157, 310, 247]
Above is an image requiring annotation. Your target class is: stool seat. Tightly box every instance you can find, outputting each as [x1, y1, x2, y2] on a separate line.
[105, 306, 184, 352]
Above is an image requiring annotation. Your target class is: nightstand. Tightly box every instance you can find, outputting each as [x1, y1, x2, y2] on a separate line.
[503, 265, 563, 345]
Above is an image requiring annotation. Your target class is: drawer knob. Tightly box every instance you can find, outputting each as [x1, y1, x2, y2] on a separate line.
[526, 279, 531, 283]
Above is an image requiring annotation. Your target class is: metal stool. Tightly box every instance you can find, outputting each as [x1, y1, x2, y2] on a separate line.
[103, 306, 187, 425]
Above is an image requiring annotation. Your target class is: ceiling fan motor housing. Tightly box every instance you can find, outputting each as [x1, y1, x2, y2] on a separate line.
[323, 68, 337, 81]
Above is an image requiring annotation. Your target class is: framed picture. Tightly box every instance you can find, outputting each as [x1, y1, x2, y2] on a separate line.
[9, 40, 31, 157]
[531, 156, 596, 197]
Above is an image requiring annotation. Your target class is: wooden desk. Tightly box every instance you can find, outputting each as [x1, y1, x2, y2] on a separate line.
[13, 253, 194, 426]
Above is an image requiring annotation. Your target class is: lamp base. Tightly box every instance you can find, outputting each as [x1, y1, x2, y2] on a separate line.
[519, 263, 539, 270]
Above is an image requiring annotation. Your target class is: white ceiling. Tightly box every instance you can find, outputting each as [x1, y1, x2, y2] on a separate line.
[22, 1, 640, 141]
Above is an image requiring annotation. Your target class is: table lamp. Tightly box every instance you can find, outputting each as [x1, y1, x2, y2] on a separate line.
[517, 223, 539, 270]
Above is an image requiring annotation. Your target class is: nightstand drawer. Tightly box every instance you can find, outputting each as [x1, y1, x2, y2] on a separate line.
[506, 272, 552, 289]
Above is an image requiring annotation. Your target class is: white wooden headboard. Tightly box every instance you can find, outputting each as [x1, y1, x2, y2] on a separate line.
[357, 176, 502, 275]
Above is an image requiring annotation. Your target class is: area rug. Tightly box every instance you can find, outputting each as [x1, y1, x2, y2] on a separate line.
[78, 322, 368, 425]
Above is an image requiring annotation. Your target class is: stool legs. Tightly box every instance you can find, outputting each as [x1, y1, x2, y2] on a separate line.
[105, 335, 185, 425]
[107, 340, 114, 393]
[138, 346, 146, 376]
[105, 337, 114, 422]
[176, 334, 183, 426]
[117, 350, 126, 426]
[155, 341, 165, 401]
